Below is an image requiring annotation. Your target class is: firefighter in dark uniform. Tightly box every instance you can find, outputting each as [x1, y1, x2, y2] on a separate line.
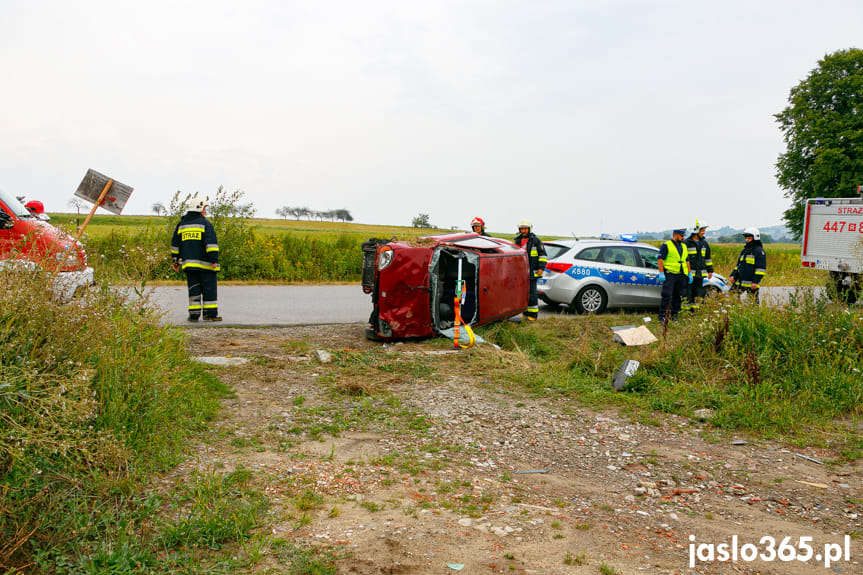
[729, 227, 766, 302]
[171, 196, 222, 321]
[513, 219, 547, 321]
[470, 216, 490, 236]
[683, 221, 713, 311]
[657, 227, 692, 323]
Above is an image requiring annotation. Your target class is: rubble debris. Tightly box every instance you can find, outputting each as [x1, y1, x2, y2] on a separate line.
[611, 325, 658, 346]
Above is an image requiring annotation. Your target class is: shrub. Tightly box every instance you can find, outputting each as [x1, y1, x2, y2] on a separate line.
[84, 187, 366, 283]
[0, 268, 226, 570]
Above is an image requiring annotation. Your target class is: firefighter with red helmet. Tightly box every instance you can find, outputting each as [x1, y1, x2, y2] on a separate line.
[513, 219, 547, 321]
[24, 200, 51, 221]
[470, 217, 489, 236]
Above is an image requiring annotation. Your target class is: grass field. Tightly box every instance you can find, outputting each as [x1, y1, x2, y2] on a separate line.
[47, 213, 821, 286]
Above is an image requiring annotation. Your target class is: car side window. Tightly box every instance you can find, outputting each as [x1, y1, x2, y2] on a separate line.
[636, 247, 660, 269]
[574, 247, 601, 261]
[601, 247, 636, 267]
[544, 243, 571, 260]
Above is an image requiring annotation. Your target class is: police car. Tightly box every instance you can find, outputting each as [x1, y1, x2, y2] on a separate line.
[537, 234, 730, 313]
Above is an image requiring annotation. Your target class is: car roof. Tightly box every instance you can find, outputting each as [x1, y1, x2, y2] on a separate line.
[546, 238, 657, 250]
[410, 232, 522, 253]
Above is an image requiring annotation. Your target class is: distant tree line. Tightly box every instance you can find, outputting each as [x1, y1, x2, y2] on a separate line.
[716, 233, 774, 244]
[275, 206, 354, 222]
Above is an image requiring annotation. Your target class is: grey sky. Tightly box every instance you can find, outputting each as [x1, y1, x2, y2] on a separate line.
[1, 0, 860, 236]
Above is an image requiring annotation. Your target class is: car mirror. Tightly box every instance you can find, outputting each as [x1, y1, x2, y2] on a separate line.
[0, 212, 13, 230]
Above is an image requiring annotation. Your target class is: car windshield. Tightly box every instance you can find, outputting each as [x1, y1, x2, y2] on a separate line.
[0, 188, 35, 217]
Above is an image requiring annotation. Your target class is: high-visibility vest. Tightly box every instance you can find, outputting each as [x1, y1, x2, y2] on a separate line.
[662, 240, 688, 274]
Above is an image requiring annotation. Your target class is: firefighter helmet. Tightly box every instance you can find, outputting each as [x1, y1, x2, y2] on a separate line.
[743, 227, 760, 240]
[25, 200, 45, 215]
[518, 219, 531, 230]
[470, 217, 485, 229]
[186, 196, 209, 213]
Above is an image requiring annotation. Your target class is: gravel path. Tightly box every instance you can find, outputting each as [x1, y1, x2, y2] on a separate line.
[179, 325, 862, 575]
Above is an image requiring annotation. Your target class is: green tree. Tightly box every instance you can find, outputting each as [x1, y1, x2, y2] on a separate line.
[775, 48, 863, 239]
[412, 213, 432, 228]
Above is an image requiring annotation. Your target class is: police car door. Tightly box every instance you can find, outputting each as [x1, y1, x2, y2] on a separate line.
[598, 246, 642, 306]
[635, 246, 662, 304]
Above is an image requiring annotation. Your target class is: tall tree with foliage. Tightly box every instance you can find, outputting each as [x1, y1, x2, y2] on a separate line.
[775, 48, 863, 239]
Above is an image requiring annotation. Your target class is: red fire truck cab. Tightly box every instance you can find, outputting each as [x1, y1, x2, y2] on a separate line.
[361, 232, 529, 340]
[0, 188, 94, 301]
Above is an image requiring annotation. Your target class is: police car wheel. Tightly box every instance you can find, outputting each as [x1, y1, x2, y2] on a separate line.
[573, 285, 607, 314]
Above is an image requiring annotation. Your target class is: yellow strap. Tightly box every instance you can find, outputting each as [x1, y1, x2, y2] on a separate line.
[459, 324, 476, 349]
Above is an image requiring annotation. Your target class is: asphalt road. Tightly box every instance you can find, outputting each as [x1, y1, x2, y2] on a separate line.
[143, 284, 832, 327]
[143, 284, 372, 327]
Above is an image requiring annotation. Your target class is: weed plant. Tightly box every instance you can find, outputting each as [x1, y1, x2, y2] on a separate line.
[0, 268, 227, 571]
[478, 294, 863, 454]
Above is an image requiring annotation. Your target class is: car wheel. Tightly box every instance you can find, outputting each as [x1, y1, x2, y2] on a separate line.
[573, 285, 607, 314]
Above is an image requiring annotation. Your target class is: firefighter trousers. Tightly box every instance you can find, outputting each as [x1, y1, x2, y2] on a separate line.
[524, 277, 539, 319]
[185, 269, 219, 319]
[685, 276, 705, 310]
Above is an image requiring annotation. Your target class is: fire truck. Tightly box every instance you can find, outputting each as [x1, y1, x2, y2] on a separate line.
[800, 186, 863, 303]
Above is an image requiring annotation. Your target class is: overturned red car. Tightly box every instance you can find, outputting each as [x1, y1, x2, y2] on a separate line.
[361, 232, 529, 340]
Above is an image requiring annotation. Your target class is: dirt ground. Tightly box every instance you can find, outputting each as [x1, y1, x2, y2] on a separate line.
[180, 325, 862, 575]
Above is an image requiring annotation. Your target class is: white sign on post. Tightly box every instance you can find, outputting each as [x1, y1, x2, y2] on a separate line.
[74, 169, 133, 215]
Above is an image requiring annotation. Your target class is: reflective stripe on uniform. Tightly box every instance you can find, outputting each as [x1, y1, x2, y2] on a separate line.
[188, 294, 203, 312]
[527, 307, 539, 313]
[755, 268, 766, 276]
[178, 224, 205, 242]
[181, 260, 221, 271]
[202, 303, 218, 309]
[206, 243, 219, 253]
[178, 223, 205, 232]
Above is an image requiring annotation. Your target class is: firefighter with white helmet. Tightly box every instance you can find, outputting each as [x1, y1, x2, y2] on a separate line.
[470, 216, 489, 236]
[170, 195, 222, 321]
[513, 219, 547, 321]
[683, 220, 713, 311]
[729, 227, 766, 301]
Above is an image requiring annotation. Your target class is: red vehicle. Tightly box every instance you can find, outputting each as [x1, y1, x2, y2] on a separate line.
[362, 232, 529, 340]
[0, 188, 94, 301]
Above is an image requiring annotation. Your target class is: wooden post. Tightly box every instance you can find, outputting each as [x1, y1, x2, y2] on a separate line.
[73, 179, 113, 244]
